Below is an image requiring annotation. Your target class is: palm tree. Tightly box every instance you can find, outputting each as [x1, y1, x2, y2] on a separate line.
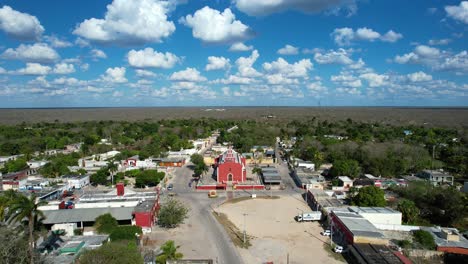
[156, 240, 183, 264]
[107, 161, 118, 186]
[0, 190, 19, 222]
[8, 194, 47, 264]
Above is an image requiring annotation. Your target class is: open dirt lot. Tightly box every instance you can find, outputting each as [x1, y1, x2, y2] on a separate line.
[0, 107, 467, 127]
[216, 195, 344, 264]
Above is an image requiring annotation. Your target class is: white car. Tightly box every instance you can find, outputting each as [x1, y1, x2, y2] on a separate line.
[321, 230, 331, 236]
[334, 245, 344, 253]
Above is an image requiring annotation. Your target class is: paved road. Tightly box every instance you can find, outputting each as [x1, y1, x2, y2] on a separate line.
[169, 162, 245, 264]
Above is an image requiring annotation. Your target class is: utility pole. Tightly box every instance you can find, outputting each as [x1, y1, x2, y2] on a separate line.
[330, 220, 333, 247]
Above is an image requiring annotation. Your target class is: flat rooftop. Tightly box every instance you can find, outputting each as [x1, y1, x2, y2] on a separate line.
[133, 199, 157, 213]
[43, 207, 134, 224]
[348, 206, 401, 215]
[333, 211, 385, 239]
[352, 243, 407, 264]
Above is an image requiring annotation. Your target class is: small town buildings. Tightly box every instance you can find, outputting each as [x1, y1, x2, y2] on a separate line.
[348, 243, 411, 264]
[336, 176, 353, 191]
[214, 148, 246, 183]
[42, 234, 108, 264]
[307, 189, 344, 212]
[62, 174, 90, 189]
[260, 167, 282, 185]
[330, 210, 387, 245]
[155, 157, 185, 167]
[132, 199, 159, 230]
[294, 168, 325, 190]
[422, 227, 468, 255]
[27, 160, 49, 169]
[416, 170, 454, 185]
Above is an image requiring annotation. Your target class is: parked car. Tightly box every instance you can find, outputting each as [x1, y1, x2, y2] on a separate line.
[334, 245, 344, 253]
[321, 230, 331, 236]
[167, 183, 173, 191]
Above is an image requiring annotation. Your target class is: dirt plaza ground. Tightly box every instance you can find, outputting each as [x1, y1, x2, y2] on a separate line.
[216, 194, 345, 264]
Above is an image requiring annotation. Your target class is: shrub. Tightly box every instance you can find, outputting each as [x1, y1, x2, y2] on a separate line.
[413, 230, 436, 250]
[110, 226, 143, 241]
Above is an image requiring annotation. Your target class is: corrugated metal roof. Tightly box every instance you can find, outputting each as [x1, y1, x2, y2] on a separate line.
[43, 207, 134, 224]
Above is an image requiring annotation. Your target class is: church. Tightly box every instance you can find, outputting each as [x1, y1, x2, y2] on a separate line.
[214, 148, 246, 183]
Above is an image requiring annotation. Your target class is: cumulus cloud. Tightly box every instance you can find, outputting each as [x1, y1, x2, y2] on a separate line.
[180, 6, 252, 43]
[407, 71, 433, 82]
[53, 63, 75, 74]
[16, 63, 51, 75]
[307, 81, 327, 93]
[101, 67, 127, 83]
[236, 50, 262, 77]
[277, 44, 299, 55]
[0, 6, 44, 41]
[90, 49, 107, 60]
[1, 43, 59, 63]
[314, 48, 353, 65]
[213, 75, 256, 85]
[263, 57, 313, 78]
[331, 73, 362, 88]
[73, 0, 176, 45]
[445, 1, 468, 24]
[206, 56, 230, 71]
[44, 35, 73, 48]
[127, 48, 180, 68]
[359, 73, 388, 87]
[233, 0, 358, 16]
[331, 27, 403, 46]
[135, 69, 157, 78]
[229, 42, 253, 52]
[169, 67, 207, 82]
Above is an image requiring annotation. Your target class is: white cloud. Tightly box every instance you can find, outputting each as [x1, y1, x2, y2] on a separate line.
[307, 81, 327, 93]
[16, 63, 51, 75]
[277, 44, 299, 55]
[0, 6, 44, 41]
[112, 91, 124, 97]
[75, 38, 90, 47]
[233, 0, 358, 16]
[169, 68, 207, 82]
[1, 43, 59, 63]
[263, 57, 313, 78]
[180, 6, 252, 43]
[0, 67, 5, 74]
[214, 75, 256, 85]
[314, 49, 353, 65]
[436, 50, 468, 73]
[73, 0, 176, 45]
[127, 48, 180, 68]
[265, 74, 299, 85]
[53, 63, 75, 74]
[151, 87, 170, 98]
[229, 42, 253, 52]
[380, 30, 403, 43]
[236, 50, 262, 77]
[428, 38, 452, 46]
[90, 49, 107, 60]
[355, 27, 380, 41]
[331, 73, 362, 88]
[407, 71, 433, 82]
[359, 73, 388, 87]
[445, 1, 468, 24]
[206, 56, 230, 71]
[394, 45, 441, 64]
[135, 69, 157, 78]
[44, 35, 73, 48]
[331, 27, 403, 46]
[222, 86, 231, 96]
[101, 67, 127, 83]
[348, 58, 365, 69]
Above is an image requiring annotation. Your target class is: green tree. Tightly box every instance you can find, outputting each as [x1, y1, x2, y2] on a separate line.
[397, 199, 420, 224]
[413, 230, 436, 250]
[191, 154, 208, 177]
[0, 225, 30, 264]
[1, 157, 28, 173]
[110, 226, 143, 241]
[351, 186, 386, 207]
[8, 194, 47, 264]
[107, 161, 119, 186]
[329, 159, 361, 178]
[156, 240, 184, 264]
[94, 213, 118, 234]
[0, 189, 20, 221]
[158, 198, 189, 228]
[79, 241, 143, 264]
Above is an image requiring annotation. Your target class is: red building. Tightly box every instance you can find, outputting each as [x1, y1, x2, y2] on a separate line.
[215, 148, 246, 183]
[133, 199, 159, 228]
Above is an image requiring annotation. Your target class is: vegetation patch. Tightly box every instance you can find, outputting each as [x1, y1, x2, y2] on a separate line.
[212, 212, 252, 249]
[322, 243, 346, 262]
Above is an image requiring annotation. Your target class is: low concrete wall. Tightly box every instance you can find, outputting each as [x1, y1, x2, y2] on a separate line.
[196, 184, 226, 190]
[234, 185, 265, 190]
[407, 249, 444, 258]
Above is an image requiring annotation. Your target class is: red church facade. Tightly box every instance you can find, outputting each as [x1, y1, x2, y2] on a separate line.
[215, 148, 247, 183]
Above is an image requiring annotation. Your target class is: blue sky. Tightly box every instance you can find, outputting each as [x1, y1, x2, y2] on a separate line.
[0, 0, 466, 107]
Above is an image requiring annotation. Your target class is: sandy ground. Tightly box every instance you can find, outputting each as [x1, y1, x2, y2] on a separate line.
[217, 195, 344, 264]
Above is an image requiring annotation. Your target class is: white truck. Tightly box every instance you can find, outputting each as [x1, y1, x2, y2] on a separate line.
[295, 211, 322, 222]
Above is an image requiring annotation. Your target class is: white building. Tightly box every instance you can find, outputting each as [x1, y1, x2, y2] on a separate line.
[62, 175, 90, 189]
[347, 206, 402, 226]
[27, 160, 49, 169]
